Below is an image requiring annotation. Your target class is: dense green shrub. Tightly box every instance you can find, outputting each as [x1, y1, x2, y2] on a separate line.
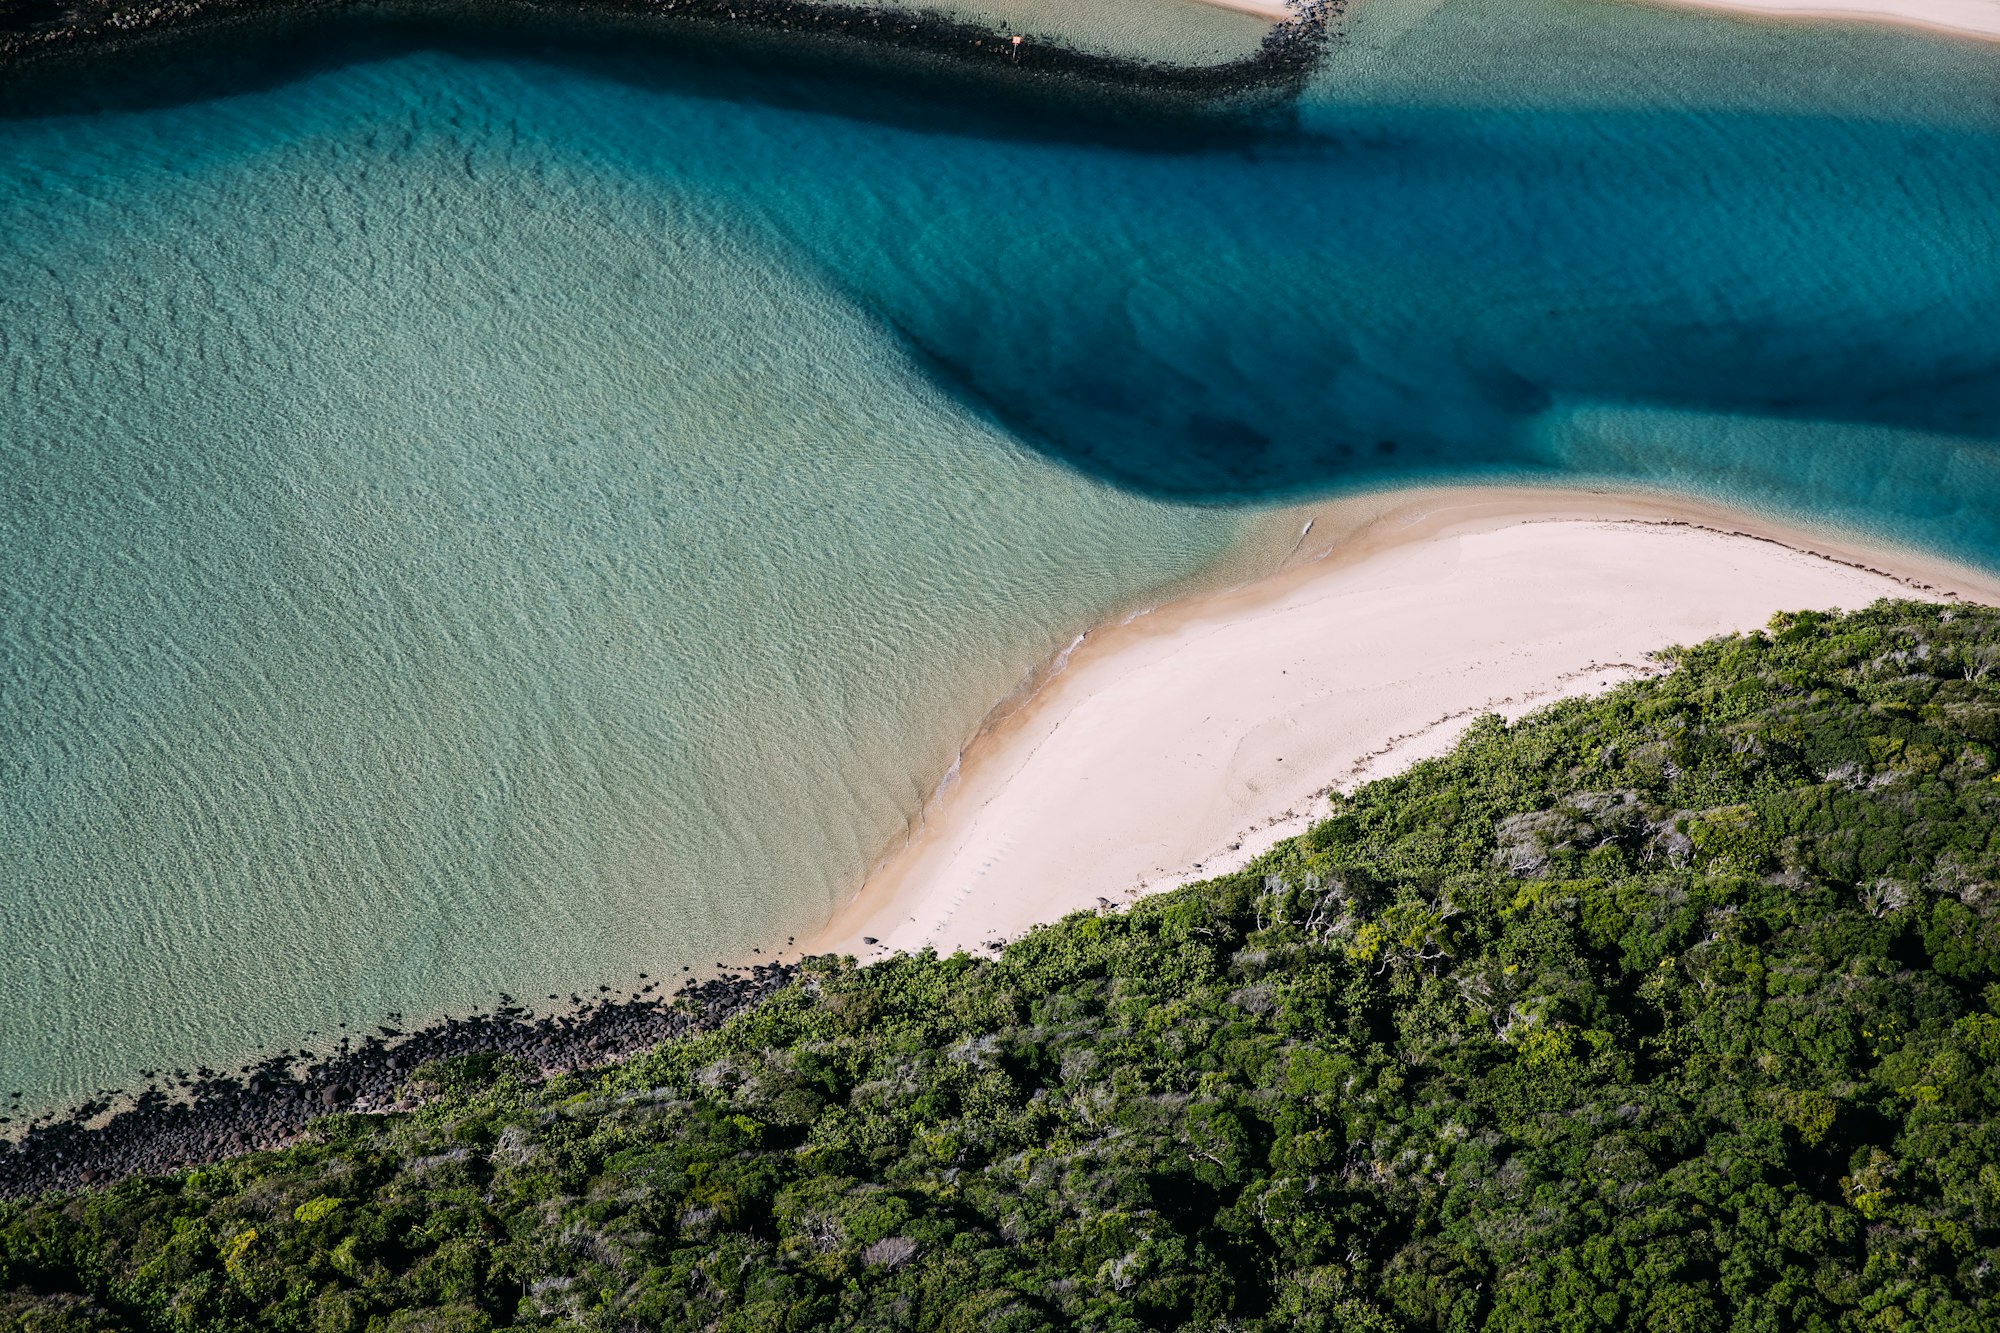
[6, 600, 2000, 1330]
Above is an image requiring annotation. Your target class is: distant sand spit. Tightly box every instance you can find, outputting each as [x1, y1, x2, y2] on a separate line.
[808, 486, 2000, 961]
[1632, 0, 2000, 42]
[1197, 0, 1295, 20]
[1193, 0, 2000, 41]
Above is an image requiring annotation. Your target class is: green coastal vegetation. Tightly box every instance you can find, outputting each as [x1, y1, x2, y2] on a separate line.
[6, 599, 2000, 1331]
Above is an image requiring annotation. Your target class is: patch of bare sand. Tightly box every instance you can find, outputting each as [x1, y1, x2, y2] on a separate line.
[806, 487, 2000, 962]
[1626, 0, 2000, 42]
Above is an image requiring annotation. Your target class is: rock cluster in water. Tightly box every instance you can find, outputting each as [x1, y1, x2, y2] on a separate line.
[0, 963, 796, 1199]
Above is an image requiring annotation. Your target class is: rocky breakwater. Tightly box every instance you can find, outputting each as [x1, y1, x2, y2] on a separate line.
[0, 0, 1337, 100]
[0, 961, 797, 1199]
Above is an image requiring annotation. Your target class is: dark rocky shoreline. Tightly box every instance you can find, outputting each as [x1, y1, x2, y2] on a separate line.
[0, 0, 1339, 100]
[0, 0, 1344, 123]
[0, 963, 798, 1199]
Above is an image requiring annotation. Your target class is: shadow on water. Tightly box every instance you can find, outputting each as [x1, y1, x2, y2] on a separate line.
[895, 244, 2000, 505]
[764, 86, 2000, 524]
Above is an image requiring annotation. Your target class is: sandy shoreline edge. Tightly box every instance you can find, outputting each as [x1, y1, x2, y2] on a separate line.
[1627, 0, 2000, 42]
[806, 485, 2000, 963]
[1198, 0, 2000, 42]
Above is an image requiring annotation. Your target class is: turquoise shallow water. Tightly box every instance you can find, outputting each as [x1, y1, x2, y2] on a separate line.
[3, 0, 1999, 1113]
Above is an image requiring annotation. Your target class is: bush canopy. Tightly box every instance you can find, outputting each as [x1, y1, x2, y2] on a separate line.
[6, 600, 2000, 1331]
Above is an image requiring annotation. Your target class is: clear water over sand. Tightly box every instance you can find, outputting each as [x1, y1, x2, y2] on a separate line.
[3, 0, 1998, 1111]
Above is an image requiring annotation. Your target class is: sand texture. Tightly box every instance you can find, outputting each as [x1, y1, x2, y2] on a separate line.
[810, 488, 2000, 961]
[1198, 0, 1294, 19]
[1636, 0, 2000, 39]
[1195, 0, 2000, 40]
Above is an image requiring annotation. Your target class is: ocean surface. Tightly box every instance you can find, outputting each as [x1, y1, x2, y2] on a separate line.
[3, 0, 1999, 1115]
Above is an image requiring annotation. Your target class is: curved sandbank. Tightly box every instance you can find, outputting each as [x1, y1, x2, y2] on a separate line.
[1628, 0, 2000, 42]
[1189, 0, 2000, 44]
[1199, 0, 1297, 20]
[810, 487, 2000, 961]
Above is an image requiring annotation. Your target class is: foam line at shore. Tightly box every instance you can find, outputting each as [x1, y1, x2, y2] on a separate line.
[808, 486, 2000, 962]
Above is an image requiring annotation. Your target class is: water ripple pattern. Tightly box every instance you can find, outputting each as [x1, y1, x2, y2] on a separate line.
[2, 0, 1998, 1111]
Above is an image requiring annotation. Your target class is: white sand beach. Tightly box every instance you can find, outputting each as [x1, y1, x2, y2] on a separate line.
[1635, 0, 2000, 40]
[1197, 0, 2000, 40]
[1198, 0, 1294, 19]
[809, 487, 2000, 961]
